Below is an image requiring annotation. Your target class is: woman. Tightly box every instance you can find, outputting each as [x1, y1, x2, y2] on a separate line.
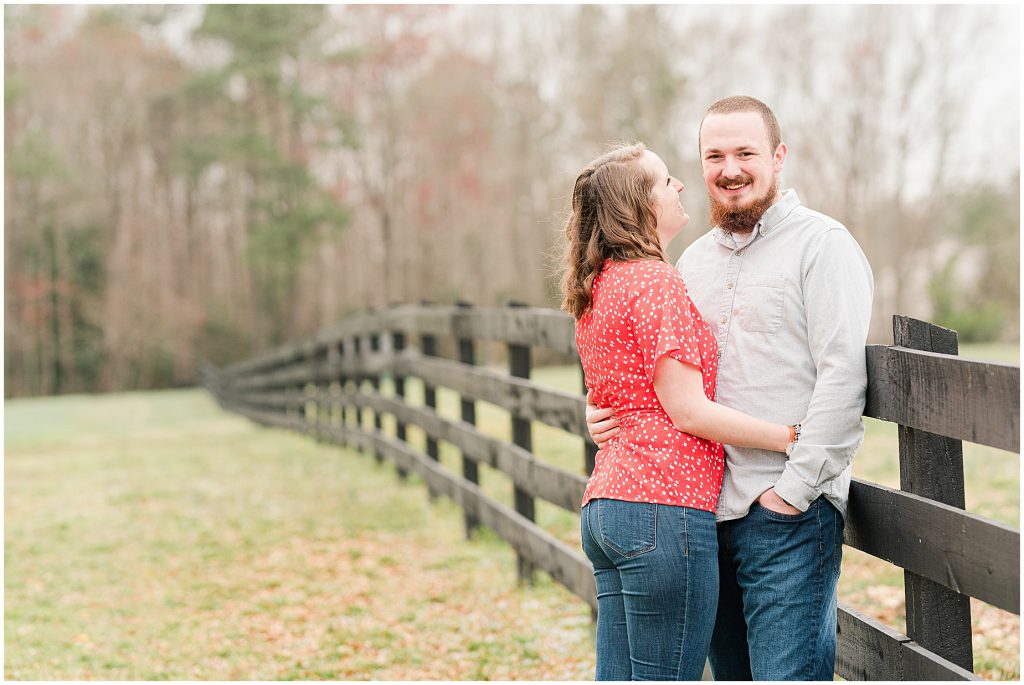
[561, 143, 797, 681]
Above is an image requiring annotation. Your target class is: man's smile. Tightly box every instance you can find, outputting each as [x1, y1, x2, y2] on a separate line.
[716, 175, 755, 197]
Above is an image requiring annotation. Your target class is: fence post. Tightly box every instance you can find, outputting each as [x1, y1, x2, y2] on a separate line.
[456, 300, 480, 538]
[420, 301, 440, 464]
[893, 315, 974, 673]
[368, 329, 385, 466]
[315, 346, 329, 443]
[328, 342, 342, 439]
[579, 356, 598, 626]
[354, 335, 366, 451]
[580, 357, 597, 477]
[339, 337, 352, 448]
[296, 353, 308, 429]
[392, 317, 409, 481]
[298, 351, 312, 437]
[508, 300, 536, 584]
[418, 301, 441, 501]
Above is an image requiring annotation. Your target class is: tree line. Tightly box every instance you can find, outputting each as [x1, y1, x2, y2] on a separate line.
[4, 5, 1018, 397]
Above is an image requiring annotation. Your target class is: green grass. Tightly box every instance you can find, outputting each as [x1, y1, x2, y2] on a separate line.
[959, 342, 1020, 365]
[5, 389, 595, 680]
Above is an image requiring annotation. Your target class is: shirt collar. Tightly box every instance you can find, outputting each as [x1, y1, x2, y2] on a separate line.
[758, 188, 801, 235]
[712, 188, 802, 247]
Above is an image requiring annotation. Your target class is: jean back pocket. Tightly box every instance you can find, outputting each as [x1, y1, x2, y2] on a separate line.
[598, 500, 658, 558]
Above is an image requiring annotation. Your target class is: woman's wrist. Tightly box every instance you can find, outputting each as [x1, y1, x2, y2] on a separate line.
[780, 425, 793, 452]
[784, 423, 802, 455]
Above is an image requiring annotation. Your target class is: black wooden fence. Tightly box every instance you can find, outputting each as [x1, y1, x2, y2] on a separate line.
[200, 304, 1020, 680]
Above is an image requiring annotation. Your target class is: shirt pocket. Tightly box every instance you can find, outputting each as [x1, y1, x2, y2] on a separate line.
[736, 275, 785, 334]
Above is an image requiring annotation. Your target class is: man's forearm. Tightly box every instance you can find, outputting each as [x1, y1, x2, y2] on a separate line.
[773, 228, 873, 510]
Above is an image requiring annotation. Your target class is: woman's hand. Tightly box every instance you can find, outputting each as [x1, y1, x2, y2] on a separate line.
[586, 394, 620, 445]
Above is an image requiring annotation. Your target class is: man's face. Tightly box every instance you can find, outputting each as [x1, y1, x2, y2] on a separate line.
[699, 111, 786, 233]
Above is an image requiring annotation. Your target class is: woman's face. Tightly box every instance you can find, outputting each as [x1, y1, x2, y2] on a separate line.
[640, 150, 688, 246]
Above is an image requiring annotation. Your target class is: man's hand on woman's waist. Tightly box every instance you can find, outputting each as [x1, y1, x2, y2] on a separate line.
[586, 394, 620, 445]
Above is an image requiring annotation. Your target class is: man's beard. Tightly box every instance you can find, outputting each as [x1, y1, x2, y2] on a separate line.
[709, 178, 778, 234]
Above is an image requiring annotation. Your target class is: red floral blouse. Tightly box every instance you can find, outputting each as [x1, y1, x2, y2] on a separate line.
[577, 258, 724, 514]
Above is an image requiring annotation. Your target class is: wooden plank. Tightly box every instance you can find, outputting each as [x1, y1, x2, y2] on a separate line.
[225, 329, 390, 391]
[231, 376, 589, 509]
[893, 316, 973, 671]
[339, 388, 587, 512]
[384, 304, 577, 356]
[232, 363, 314, 391]
[243, 305, 578, 365]
[865, 344, 1019, 452]
[836, 603, 980, 680]
[464, 307, 576, 356]
[232, 350, 388, 391]
[217, 400, 306, 433]
[236, 390, 292, 409]
[394, 353, 590, 440]
[239, 306, 502, 362]
[315, 310, 384, 345]
[226, 333, 318, 376]
[844, 478, 1019, 614]
[837, 603, 914, 680]
[228, 384, 589, 512]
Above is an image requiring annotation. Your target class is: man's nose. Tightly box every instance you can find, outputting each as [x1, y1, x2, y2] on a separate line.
[722, 156, 741, 178]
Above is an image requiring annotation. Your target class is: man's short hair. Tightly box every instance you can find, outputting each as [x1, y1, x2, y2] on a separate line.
[701, 96, 782, 152]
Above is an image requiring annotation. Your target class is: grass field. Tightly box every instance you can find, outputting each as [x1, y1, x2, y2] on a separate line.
[5, 343, 1019, 679]
[5, 390, 594, 679]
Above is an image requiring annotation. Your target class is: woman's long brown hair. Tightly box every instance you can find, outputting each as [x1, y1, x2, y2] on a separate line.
[560, 143, 665, 319]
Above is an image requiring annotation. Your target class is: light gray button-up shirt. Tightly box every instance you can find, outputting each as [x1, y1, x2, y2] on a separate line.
[677, 189, 874, 522]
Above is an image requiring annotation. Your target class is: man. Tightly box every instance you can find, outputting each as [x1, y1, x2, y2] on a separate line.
[587, 95, 874, 680]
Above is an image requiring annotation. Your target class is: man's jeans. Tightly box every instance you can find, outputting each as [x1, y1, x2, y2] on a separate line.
[708, 496, 844, 680]
[581, 499, 718, 681]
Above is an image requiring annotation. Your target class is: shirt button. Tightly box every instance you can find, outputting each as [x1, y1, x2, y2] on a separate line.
[719, 315, 727, 324]
[726, 283, 733, 290]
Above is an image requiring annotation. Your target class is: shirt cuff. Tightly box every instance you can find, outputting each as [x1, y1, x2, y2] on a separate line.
[773, 470, 819, 512]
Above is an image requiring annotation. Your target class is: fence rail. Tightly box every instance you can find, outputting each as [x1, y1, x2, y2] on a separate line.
[201, 304, 1020, 681]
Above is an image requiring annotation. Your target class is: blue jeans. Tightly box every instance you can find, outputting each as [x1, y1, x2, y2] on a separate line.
[708, 496, 844, 680]
[581, 499, 719, 681]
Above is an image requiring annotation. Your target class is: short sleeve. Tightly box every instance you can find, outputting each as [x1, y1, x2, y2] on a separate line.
[630, 262, 703, 384]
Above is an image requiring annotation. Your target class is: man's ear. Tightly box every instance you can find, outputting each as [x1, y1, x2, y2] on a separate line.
[773, 143, 788, 173]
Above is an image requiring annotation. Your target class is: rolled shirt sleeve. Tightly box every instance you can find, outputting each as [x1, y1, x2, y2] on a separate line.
[773, 228, 874, 511]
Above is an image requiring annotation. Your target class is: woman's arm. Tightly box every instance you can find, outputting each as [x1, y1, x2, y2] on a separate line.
[654, 356, 791, 451]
